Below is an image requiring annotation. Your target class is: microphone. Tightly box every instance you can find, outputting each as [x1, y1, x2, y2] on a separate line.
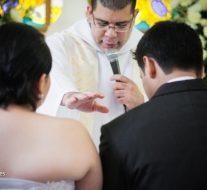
[105, 48, 127, 112]
[105, 48, 120, 75]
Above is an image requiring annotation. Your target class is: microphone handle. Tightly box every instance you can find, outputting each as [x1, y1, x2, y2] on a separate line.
[110, 59, 120, 75]
[110, 59, 127, 112]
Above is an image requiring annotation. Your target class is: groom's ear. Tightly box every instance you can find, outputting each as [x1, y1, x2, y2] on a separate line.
[143, 56, 157, 79]
[198, 66, 205, 79]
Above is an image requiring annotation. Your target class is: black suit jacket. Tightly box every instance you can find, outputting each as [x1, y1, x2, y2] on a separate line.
[99, 79, 207, 190]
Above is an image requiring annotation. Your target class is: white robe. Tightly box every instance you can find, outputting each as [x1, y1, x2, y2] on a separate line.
[37, 18, 145, 149]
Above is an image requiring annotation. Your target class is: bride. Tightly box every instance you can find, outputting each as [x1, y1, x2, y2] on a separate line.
[0, 22, 102, 190]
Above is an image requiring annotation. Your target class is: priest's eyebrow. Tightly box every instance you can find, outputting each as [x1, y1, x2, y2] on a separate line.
[95, 18, 130, 25]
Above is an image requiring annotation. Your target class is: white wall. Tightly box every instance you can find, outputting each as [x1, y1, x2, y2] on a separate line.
[45, 0, 88, 36]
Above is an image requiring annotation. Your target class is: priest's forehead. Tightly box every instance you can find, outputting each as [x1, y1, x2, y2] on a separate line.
[91, 0, 136, 13]
[92, 1, 134, 24]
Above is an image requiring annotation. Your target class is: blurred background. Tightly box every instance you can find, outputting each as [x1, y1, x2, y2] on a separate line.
[45, 0, 88, 36]
[0, 0, 206, 79]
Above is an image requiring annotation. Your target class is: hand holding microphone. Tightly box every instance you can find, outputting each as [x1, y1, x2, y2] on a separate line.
[105, 48, 127, 112]
[105, 48, 144, 111]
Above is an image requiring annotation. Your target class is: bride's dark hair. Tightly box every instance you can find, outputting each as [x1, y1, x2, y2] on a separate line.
[0, 22, 52, 110]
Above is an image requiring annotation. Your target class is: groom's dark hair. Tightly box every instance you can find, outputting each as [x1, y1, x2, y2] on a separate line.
[91, 0, 136, 13]
[134, 21, 203, 77]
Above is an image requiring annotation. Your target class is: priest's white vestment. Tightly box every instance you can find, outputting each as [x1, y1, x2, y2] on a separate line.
[37, 18, 146, 149]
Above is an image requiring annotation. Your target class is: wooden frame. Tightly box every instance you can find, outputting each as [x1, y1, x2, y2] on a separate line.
[37, 0, 51, 33]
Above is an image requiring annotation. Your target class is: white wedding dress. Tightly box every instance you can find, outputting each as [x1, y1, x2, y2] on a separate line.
[0, 178, 75, 190]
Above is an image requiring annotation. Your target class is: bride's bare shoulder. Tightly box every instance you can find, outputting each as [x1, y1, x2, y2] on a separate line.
[23, 113, 97, 181]
[35, 113, 94, 154]
[36, 112, 86, 132]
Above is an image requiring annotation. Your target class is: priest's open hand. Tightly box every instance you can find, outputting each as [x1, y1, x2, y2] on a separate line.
[61, 91, 109, 113]
[110, 74, 144, 110]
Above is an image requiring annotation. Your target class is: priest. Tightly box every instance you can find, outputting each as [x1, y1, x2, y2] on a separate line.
[37, 0, 146, 149]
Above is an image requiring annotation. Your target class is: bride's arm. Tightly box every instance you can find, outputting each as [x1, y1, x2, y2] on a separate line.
[75, 154, 102, 190]
[56, 118, 103, 189]
[74, 127, 102, 190]
[45, 118, 103, 190]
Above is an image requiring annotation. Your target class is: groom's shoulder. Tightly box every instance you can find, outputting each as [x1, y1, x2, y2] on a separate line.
[101, 101, 152, 137]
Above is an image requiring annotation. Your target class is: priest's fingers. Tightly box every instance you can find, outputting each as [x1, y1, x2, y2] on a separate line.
[63, 92, 90, 108]
[67, 92, 99, 102]
[66, 98, 94, 110]
[116, 97, 128, 106]
[110, 74, 131, 83]
[112, 77, 137, 91]
[82, 90, 105, 99]
[116, 91, 144, 110]
[114, 89, 125, 98]
[113, 82, 127, 90]
[92, 101, 109, 113]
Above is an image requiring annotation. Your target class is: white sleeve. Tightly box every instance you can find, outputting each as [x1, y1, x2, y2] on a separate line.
[37, 32, 79, 118]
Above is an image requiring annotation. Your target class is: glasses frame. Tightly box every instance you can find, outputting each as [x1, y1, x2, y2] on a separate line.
[92, 13, 134, 33]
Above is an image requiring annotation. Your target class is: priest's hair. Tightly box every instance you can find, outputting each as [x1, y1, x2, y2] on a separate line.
[91, 0, 136, 13]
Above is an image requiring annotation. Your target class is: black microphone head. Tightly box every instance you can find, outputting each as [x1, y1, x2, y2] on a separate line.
[105, 48, 119, 62]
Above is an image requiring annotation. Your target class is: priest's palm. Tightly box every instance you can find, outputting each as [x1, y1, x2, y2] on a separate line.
[62, 91, 109, 113]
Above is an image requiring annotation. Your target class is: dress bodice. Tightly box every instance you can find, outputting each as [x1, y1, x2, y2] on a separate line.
[0, 178, 75, 190]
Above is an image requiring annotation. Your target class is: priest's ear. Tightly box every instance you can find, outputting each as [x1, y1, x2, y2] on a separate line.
[87, 5, 93, 23]
[143, 56, 157, 79]
[134, 9, 139, 18]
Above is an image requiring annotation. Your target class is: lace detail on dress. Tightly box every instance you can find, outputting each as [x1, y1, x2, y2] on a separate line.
[29, 181, 75, 190]
[0, 178, 75, 190]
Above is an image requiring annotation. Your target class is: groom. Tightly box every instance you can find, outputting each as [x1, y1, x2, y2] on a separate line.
[99, 21, 207, 190]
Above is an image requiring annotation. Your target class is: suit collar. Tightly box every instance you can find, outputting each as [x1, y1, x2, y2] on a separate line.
[151, 79, 207, 100]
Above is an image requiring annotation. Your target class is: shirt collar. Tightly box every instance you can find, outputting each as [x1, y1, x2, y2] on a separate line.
[167, 76, 195, 83]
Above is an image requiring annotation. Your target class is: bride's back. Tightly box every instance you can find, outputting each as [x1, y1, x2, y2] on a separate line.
[0, 107, 93, 182]
[0, 23, 102, 190]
